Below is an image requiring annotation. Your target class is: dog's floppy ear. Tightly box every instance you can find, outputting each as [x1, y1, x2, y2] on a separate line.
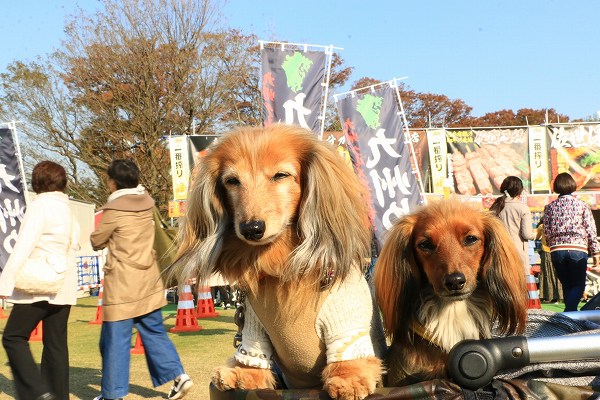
[168, 149, 230, 285]
[291, 138, 372, 285]
[374, 214, 420, 341]
[481, 212, 528, 335]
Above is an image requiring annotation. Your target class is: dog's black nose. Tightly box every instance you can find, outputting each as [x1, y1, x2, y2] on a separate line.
[444, 273, 466, 291]
[239, 220, 266, 241]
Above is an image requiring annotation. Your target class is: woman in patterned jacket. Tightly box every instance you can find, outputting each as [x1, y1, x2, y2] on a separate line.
[543, 172, 600, 312]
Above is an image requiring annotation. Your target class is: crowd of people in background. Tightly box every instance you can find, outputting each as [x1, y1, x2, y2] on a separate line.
[491, 173, 600, 313]
[0, 160, 193, 400]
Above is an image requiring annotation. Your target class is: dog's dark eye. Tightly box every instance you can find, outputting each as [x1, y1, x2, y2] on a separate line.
[464, 235, 480, 246]
[417, 239, 435, 251]
[272, 172, 290, 181]
[224, 177, 240, 186]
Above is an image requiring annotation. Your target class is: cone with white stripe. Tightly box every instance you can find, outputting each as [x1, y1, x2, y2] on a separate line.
[196, 285, 219, 318]
[170, 283, 202, 332]
[526, 274, 541, 309]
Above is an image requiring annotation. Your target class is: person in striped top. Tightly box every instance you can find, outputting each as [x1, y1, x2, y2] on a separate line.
[543, 172, 600, 312]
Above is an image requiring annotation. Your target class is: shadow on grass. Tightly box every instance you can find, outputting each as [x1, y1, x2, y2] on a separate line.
[0, 366, 166, 399]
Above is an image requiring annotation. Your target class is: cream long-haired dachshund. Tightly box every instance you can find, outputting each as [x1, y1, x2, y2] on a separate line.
[171, 124, 384, 399]
[374, 200, 528, 386]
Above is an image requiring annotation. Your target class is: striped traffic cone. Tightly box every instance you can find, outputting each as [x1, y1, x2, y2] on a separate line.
[526, 274, 541, 309]
[196, 286, 219, 318]
[170, 283, 202, 333]
[30, 322, 43, 342]
[89, 280, 104, 325]
[130, 330, 145, 355]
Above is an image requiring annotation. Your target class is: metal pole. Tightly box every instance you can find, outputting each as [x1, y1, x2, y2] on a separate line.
[8, 120, 29, 205]
[318, 45, 334, 140]
[391, 79, 428, 205]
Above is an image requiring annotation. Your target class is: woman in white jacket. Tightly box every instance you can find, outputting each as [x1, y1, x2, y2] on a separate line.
[0, 161, 80, 400]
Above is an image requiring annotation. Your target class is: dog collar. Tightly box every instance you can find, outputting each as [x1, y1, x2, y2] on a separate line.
[410, 320, 443, 349]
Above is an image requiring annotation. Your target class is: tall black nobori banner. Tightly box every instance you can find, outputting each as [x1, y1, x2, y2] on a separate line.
[261, 46, 327, 134]
[337, 86, 421, 247]
[0, 128, 27, 274]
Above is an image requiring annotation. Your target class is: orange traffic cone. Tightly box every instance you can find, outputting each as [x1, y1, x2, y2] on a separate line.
[196, 286, 219, 318]
[0, 306, 7, 319]
[526, 274, 541, 309]
[30, 322, 43, 342]
[170, 284, 202, 333]
[89, 281, 104, 325]
[130, 331, 145, 355]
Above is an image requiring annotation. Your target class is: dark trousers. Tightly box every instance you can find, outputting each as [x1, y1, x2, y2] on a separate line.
[211, 286, 231, 305]
[551, 250, 589, 312]
[2, 301, 71, 400]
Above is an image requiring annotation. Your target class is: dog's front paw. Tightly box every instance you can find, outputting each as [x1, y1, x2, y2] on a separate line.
[324, 376, 373, 400]
[322, 357, 382, 400]
[211, 366, 238, 391]
[211, 365, 277, 391]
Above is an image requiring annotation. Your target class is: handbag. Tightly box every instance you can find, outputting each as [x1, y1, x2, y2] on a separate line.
[14, 219, 73, 295]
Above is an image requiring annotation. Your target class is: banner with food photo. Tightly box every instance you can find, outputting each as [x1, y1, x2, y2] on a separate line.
[260, 43, 329, 135]
[446, 127, 530, 195]
[335, 83, 422, 247]
[547, 123, 600, 190]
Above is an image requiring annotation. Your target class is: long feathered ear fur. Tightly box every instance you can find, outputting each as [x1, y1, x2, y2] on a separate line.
[167, 142, 230, 286]
[374, 213, 420, 343]
[480, 212, 528, 335]
[288, 139, 372, 286]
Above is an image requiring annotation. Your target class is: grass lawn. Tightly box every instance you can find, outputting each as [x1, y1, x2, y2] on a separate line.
[0, 295, 237, 399]
[0, 296, 587, 399]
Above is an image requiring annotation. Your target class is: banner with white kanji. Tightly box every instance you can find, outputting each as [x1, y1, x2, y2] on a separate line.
[261, 46, 327, 134]
[336, 85, 422, 247]
[0, 128, 27, 274]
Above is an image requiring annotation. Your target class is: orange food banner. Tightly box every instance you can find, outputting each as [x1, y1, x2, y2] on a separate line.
[548, 124, 600, 191]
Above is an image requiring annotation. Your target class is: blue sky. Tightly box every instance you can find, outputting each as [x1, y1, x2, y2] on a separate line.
[1, 0, 599, 120]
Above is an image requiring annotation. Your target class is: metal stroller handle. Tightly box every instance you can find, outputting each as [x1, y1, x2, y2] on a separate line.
[448, 333, 600, 390]
[447, 336, 529, 390]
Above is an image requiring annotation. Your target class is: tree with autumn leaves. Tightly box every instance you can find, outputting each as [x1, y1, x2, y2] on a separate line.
[0, 0, 572, 210]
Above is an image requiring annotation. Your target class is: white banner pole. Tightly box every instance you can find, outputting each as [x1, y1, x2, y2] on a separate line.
[390, 79, 427, 205]
[6, 120, 29, 205]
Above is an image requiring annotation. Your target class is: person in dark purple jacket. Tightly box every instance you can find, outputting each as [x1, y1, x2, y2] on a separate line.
[543, 172, 600, 311]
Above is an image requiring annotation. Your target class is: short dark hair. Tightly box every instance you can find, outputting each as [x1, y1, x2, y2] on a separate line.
[31, 161, 67, 194]
[107, 159, 139, 190]
[553, 172, 577, 195]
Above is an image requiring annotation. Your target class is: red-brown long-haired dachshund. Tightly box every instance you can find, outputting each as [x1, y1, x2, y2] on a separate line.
[171, 124, 384, 399]
[374, 199, 528, 386]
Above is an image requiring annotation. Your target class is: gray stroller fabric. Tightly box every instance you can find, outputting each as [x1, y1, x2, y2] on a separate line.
[495, 309, 600, 387]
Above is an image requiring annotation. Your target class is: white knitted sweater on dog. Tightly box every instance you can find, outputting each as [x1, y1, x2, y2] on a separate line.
[234, 269, 381, 373]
